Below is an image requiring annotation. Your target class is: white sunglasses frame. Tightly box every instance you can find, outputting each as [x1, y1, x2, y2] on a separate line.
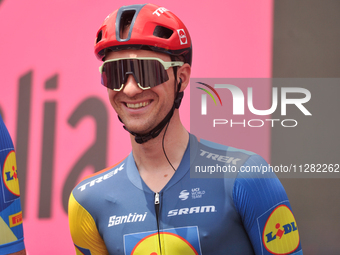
[99, 57, 184, 91]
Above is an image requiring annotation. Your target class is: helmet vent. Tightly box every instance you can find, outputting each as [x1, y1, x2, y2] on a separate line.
[96, 30, 103, 44]
[119, 10, 136, 39]
[153, 26, 173, 39]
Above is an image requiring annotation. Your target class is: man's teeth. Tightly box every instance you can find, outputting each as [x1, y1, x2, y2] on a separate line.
[126, 101, 150, 109]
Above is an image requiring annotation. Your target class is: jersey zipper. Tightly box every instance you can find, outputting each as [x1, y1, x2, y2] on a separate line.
[155, 192, 163, 254]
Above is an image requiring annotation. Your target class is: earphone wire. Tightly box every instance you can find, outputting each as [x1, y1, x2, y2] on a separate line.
[162, 120, 176, 171]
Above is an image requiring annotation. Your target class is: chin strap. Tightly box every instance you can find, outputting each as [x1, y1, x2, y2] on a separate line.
[118, 79, 184, 144]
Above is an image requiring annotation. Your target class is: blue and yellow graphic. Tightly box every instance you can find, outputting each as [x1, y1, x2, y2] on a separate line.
[2, 150, 20, 198]
[262, 204, 300, 255]
[124, 226, 202, 255]
[9, 211, 23, 228]
[75, 244, 92, 255]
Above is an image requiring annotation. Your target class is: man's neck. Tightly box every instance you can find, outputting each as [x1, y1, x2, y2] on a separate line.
[130, 113, 189, 192]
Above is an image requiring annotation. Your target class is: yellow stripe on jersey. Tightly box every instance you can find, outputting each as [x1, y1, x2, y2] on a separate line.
[68, 192, 109, 255]
[0, 216, 17, 245]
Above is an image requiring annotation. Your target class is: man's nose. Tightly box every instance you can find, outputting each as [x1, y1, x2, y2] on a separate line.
[122, 74, 143, 97]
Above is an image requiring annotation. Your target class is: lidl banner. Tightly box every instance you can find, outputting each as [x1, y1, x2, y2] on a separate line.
[0, 0, 273, 254]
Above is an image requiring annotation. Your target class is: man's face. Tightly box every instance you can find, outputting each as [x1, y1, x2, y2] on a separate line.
[105, 50, 177, 135]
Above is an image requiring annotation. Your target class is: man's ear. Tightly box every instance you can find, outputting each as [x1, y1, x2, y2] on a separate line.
[177, 63, 191, 92]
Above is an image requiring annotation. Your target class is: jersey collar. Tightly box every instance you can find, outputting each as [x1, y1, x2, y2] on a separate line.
[126, 133, 199, 192]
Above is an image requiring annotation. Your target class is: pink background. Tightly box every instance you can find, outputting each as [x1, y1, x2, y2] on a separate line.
[0, 0, 273, 254]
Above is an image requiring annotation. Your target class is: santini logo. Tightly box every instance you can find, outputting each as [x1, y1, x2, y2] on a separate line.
[108, 212, 147, 227]
[196, 82, 222, 115]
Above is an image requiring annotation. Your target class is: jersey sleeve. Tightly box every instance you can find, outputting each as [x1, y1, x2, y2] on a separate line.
[0, 115, 26, 255]
[68, 192, 109, 255]
[233, 155, 303, 255]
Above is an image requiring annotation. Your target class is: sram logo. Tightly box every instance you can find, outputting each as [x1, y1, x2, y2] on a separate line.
[167, 205, 216, 217]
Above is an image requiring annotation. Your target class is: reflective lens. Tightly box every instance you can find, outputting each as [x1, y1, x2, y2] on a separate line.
[99, 57, 184, 91]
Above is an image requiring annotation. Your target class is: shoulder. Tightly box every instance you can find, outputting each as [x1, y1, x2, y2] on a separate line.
[192, 135, 285, 201]
[73, 157, 127, 192]
[70, 156, 129, 209]
[197, 135, 266, 168]
[194, 136, 302, 254]
[75, 159, 126, 192]
[0, 115, 14, 150]
[68, 156, 130, 232]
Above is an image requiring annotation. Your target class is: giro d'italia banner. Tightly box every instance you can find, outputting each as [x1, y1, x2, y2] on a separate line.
[0, 0, 273, 254]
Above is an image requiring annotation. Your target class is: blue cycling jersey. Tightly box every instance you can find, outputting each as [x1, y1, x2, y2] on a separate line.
[69, 133, 303, 255]
[0, 115, 25, 254]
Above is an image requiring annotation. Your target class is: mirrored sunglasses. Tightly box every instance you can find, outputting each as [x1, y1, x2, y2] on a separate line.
[99, 57, 184, 91]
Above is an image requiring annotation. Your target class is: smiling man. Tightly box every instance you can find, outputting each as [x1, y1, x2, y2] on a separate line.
[68, 4, 303, 255]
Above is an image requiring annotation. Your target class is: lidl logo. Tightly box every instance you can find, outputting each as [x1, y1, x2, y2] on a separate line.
[124, 226, 202, 255]
[2, 150, 20, 196]
[263, 205, 300, 254]
[9, 211, 23, 228]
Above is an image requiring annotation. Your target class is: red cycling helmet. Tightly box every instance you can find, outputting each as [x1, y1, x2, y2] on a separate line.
[94, 3, 192, 65]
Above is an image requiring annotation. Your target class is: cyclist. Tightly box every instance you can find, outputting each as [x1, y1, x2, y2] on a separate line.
[69, 4, 302, 255]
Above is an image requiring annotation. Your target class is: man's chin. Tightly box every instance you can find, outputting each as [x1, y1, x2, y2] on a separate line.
[123, 124, 154, 135]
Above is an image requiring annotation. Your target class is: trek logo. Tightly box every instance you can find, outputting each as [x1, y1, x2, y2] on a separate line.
[78, 163, 124, 191]
[263, 205, 300, 254]
[200, 149, 241, 165]
[168, 205, 216, 217]
[153, 7, 168, 16]
[199, 83, 311, 116]
[108, 212, 147, 227]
